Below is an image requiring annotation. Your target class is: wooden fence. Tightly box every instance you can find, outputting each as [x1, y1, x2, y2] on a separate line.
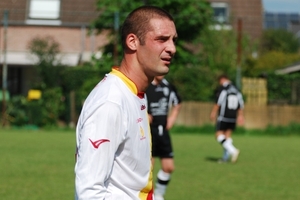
[242, 77, 267, 105]
[176, 102, 300, 129]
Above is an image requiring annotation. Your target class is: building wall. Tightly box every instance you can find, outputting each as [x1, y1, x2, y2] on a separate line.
[1, 0, 264, 63]
[0, 25, 108, 95]
[0, 0, 99, 25]
[208, 0, 263, 41]
[1, 26, 108, 53]
[0, 0, 106, 96]
[0, 0, 28, 22]
[0, 26, 109, 66]
[0, 0, 106, 64]
[60, 0, 99, 24]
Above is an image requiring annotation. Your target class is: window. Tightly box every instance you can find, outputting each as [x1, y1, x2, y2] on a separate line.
[28, 0, 60, 19]
[211, 2, 229, 24]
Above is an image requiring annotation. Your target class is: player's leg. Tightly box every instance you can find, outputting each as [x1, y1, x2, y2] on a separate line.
[222, 147, 230, 162]
[154, 127, 173, 200]
[155, 158, 174, 200]
[219, 133, 238, 155]
[216, 122, 238, 162]
[224, 127, 240, 163]
[215, 121, 228, 162]
[216, 130, 228, 162]
[151, 125, 159, 175]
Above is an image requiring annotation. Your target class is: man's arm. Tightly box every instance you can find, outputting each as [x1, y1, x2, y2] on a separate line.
[237, 108, 244, 126]
[210, 104, 220, 121]
[75, 102, 124, 199]
[166, 103, 181, 130]
[237, 92, 245, 126]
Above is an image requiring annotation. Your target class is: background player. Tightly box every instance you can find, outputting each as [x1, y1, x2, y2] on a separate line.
[146, 75, 182, 200]
[210, 74, 244, 163]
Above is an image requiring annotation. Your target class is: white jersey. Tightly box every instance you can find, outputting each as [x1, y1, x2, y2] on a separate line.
[75, 68, 153, 200]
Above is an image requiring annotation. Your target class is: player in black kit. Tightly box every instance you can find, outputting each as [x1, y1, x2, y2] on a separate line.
[146, 75, 181, 200]
[210, 74, 245, 163]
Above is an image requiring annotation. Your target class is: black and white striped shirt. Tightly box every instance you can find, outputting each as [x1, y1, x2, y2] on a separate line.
[146, 79, 181, 127]
[215, 82, 244, 123]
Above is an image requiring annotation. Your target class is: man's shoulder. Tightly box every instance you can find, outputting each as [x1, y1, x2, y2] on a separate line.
[88, 75, 130, 103]
[162, 79, 179, 91]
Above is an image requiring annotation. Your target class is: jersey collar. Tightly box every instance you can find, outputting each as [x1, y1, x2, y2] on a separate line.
[110, 67, 145, 98]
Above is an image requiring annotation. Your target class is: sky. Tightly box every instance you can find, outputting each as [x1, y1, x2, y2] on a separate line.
[263, 0, 300, 13]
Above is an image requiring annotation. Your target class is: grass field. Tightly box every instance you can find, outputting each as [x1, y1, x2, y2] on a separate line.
[0, 128, 299, 200]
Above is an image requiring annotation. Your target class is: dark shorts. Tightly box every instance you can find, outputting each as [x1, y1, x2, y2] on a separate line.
[151, 125, 174, 158]
[216, 121, 236, 131]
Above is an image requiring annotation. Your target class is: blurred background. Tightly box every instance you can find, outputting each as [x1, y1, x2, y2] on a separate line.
[0, 0, 299, 129]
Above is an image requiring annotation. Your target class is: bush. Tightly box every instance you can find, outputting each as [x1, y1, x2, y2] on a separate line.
[6, 96, 29, 126]
[260, 29, 300, 54]
[167, 66, 217, 101]
[7, 87, 65, 127]
[267, 72, 300, 104]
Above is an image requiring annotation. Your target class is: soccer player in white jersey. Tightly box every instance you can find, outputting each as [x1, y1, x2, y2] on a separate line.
[210, 74, 245, 163]
[74, 6, 177, 200]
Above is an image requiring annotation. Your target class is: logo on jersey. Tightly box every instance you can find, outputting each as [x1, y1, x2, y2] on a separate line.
[141, 104, 146, 110]
[89, 139, 110, 149]
[163, 87, 170, 96]
[140, 126, 146, 140]
[227, 94, 239, 110]
[137, 118, 143, 123]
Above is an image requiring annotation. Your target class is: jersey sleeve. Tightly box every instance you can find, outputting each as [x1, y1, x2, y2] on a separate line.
[214, 86, 222, 103]
[216, 89, 227, 106]
[169, 84, 182, 106]
[144, 93, 151, 114]
[237, 92, 244, 109]
[75, 101, 126, 199]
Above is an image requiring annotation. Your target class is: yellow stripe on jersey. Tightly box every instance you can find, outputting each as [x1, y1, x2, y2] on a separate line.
[110, 67, 138, 95]
[139, 165, 153, 200]
[112, 67, 153, 199]
[138, 123, 154, 200]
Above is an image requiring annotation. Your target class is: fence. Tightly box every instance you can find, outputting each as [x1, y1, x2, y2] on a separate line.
[176, 102, 300, 129]
[242, 77, 267, 105]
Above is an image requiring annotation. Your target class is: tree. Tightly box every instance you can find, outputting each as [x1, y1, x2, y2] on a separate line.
[244, 51, 300, 77]
[27, 36, 60, 65]
[93, 0, 213, 65]
[91, 1, 256, 101]
[260, 29, 300, 54]
[5, 36, 68, 127]
[243, 29, 300, 77]
[91, 0, 219, 101]
[94, 0, 212, 40]
[27, 36, 63, 88]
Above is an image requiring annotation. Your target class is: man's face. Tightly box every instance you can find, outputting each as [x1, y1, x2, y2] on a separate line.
[137, 18, 177, 77]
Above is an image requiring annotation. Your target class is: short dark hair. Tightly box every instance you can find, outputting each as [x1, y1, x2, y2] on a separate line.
[218, 74, 229, 81]
[120, 6, 174, 49]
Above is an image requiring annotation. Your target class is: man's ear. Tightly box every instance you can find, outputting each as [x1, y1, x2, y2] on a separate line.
[126, 33, 139, 51]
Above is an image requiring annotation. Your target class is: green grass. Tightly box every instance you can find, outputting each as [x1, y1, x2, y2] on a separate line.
[159, 134, 300, 200]
[1, 128, 300, 200]
[0, 128, 75, 200]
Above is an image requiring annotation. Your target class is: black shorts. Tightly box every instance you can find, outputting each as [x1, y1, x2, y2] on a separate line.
[150, 125, 174, 158]
[216, 121, 236, 131]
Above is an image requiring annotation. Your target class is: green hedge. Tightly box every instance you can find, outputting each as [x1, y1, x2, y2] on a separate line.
[267, 72, 300, 104]
[5, 64, 300, 127]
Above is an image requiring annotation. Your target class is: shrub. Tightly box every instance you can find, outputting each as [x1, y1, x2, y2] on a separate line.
[6, 87, 65, 127]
